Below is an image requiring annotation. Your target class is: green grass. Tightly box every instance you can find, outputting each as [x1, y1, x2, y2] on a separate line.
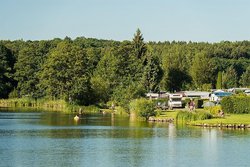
[155, 108, 250, 125]
[155, 110, 178, 119]
[191, 114, 250, 125]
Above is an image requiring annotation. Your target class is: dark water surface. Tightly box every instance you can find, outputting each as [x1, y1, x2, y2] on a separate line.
[1, 109, 250, 167]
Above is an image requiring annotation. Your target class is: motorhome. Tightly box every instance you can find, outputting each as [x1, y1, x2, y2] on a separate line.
[168, 94, 183, 109]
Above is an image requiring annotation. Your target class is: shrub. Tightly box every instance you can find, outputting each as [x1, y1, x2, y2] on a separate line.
[129, 98, 156, 120]
[206, 105, 222, 115]
[221, 96, 250, 114]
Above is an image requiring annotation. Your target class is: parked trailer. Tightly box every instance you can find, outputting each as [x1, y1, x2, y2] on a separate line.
[168, 94, 183, 110]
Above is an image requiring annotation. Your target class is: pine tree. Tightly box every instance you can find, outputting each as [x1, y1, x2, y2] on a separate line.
[132, 28, 147, 60]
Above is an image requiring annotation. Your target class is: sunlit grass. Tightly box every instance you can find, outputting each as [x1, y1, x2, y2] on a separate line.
[155, 109, 250, 125]
[191, 114, 250, 125]
[156, 110, 178, 119]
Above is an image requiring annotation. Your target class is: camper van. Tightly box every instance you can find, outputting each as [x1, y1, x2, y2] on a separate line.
[168, 94, 183, 109]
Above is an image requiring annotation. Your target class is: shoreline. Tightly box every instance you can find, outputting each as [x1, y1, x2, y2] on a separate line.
[189, 122, 250, 129]
[0, 98, 100, 113]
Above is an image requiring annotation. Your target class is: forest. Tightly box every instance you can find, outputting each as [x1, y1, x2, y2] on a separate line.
[1, 29, 250, 109]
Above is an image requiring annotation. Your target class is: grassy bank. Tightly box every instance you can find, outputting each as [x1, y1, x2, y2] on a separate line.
[152, 108, 250, 128]
[190, 114, 250, 125]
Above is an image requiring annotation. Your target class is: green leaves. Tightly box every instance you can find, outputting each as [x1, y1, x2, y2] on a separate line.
[129, 98, 156, 120]
[222, 66, 238, 89]
[190, 52, 215, 89]
[1, 31, 250, 108]
[39, 41, 91, 104]
[133, 28, 147, 60]
[240, 66, 250, 87]
[0, 44, 15, 98]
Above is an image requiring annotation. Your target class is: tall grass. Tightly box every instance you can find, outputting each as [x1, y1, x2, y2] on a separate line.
[0, 98, 100, 113]
[176, 110, 212, 122]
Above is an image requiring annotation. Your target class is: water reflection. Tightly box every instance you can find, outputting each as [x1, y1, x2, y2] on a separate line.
[1, 110, 250, 167]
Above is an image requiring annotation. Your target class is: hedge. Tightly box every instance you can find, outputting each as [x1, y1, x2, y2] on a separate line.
[221, 96, 250, 114]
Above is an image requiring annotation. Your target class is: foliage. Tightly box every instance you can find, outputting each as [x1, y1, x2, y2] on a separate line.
[216, 71, 222, 89]
[115, 106, 129, 115]
[39, 41, 91, 105]
[1, 30, 250, 110]
[221, 96, 234, 113]
[190, 52, 215, 89]
[141, 53, 163, 92]
[14, 43, 48, 98]
[190, 114, 250, 125]
[0, 98, 68, 111]
[160, 45, 192, 91]
[205, 105, 222, 115]
[221, 95, 250, 114]
[176, 110, 212, 122]
[132, 28, 147, 60]
[239, 66, 250, 87]
[129, 98, 156, 120]
[222, 66, 238, 88]
[201, 83, 212, 91]
[8, 88, 19, 98]
[0, 44, 15, 98]
[112, 82, 145, 110]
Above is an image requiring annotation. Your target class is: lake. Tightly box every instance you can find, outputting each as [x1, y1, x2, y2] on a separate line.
[1, 109, 250, 167]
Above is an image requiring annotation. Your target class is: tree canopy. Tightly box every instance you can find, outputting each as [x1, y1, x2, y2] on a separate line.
[1, 31, 250, 106]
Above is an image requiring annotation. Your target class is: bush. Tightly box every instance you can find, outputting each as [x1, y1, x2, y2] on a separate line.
[221, 96, 250, 114]
[129, 98, 156, 120]
[205, 105, 222, 115]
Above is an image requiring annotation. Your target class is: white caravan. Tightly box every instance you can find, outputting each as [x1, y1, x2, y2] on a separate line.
[168, 94, 183, 109]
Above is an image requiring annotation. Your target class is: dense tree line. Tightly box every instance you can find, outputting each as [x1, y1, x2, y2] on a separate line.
[1, 29, 250, 108]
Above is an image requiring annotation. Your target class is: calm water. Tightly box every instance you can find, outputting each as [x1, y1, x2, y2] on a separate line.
[1, 109, 250, 167]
